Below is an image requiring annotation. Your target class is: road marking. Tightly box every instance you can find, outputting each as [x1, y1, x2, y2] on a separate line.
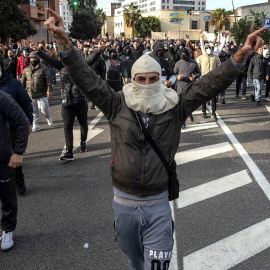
[175, 142, 233, 165]
[169, 201, 179, 270]
[266, 105, 270, 114]
[61, 112, 104, 154]
[217, 113, 270, 201]
[176, 170, 252, 208]
[183, 218, 270, 270]
[182, 122, 218, 133]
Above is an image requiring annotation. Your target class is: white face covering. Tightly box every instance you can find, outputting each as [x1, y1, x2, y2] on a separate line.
[206, 48, 212, 55]
[222, 48, 226, 52]
[263, 49, 268, 57]
[123, 79, 179, 115]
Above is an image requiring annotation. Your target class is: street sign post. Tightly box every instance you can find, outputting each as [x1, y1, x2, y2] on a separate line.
[263, 18, 270, 30]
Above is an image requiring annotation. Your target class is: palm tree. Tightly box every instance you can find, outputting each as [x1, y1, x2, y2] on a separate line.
[209, 8, 234, 40]
[96, 8, 107, 35]
[123, 3, 142, 38]
[248, 9, 269, 31]
[229, 16, 251, 44]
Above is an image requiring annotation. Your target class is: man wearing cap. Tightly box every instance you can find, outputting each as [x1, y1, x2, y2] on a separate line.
[16, 47, 30, 80]
[44, 8, 266, 270]
[197, 43, 221, 120]
[21, 51, 53, 132]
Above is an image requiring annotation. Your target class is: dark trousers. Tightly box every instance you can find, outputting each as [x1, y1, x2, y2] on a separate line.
[10, 128, 25, 186]
[236, 74, 247, 96]
[265, 80, 270, 97]
[202, 96, 217, 114]
[61, 99, 88, 151]
[0, 167, 17, 231]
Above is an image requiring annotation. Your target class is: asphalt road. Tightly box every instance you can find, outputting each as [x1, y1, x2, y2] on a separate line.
[1, 81, 270, 270]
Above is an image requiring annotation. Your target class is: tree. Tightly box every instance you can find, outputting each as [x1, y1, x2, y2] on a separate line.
[136, 16, 161, 38]
[69, 9, 101, 40]
[229, 16, 251, 44]
[123, 3, 142, 39]
[0, 0, 36, 44]
[209, 8, 234, 40]
[96, 8, 107, 35]
[68, 0, 97, 13]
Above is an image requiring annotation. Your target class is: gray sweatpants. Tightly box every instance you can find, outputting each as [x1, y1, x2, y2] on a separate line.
[113, 198, 174, 270]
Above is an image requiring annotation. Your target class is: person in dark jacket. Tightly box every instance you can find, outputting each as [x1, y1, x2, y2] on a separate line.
[119, 46, 135, 83]
[166, 43, 180, 69]
[0, 90, 29, 251]
[264, 51, 270, 101]
[150, 42, 176, 88]
[131, 41, 143, 61]
[44, 9, 265, 270]
[105, 48, 128, 92]
[248, 47, 269, 105]
[4, 49, 17, 79]
[0, 57, 33, 195]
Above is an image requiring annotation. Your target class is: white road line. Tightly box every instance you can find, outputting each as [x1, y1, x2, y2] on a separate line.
[217, 114, 270, 201]
[183, 218, 270, 270]
[61, 112, 104, 154]
[176, 170, 252, 209]
[169, 201, 179, 270]
[266, 105, 270, 114]
[175, 142, 233, 165]
[182, 122, 218, 133]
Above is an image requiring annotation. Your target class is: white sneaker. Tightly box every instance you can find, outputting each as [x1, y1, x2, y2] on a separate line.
[264, 97, 270, 101]
[1, 231, 14, 251]
[46, 118, 53, 126]
[32, 125, 41, 133]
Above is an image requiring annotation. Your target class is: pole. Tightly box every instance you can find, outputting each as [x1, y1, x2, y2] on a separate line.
[231, 0, 237, 43]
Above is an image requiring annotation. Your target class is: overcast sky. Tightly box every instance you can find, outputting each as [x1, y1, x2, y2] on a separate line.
[97, 0, 266, 10]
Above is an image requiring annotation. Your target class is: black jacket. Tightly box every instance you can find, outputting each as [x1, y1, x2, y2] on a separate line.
[0, 90, 29, 168]
[248, 53, 269, 80]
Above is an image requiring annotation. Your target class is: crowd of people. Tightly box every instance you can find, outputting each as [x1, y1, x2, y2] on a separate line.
[0, 8, 268, 269]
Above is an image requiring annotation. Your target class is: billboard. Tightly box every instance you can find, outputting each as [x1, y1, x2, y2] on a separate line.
[170, 13, 184, 25]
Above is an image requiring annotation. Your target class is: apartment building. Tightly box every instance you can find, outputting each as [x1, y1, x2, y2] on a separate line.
[59, 0, 73, 33]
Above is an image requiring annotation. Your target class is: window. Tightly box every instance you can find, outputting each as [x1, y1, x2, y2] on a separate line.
[36, 24, 40, 38]
[191, 20, 198, 29]
[162, 5, 165, 9]
[225, 22, 230, 30]
[205, 21, 209, 32]
[202, 7, 204, 10]
[30, 0, 36, 6]
[167, 0, 169, 3]
[63, 12, 65, 15]
[202, 1, 205, 5]
[173, 6, 194, 9]
[42, 26, 46, 38]
[198, 1, 200, 4]
[172, 0, 194, 4]
[167, 5, 169, 8]
[63, 6, 65, 10]
[149, 7, 156, 11]
[162, 0, 165, 3]
[150, 1, 156, 5]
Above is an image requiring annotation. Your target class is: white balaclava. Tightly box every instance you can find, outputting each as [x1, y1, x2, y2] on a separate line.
[122, 55, 179, 115]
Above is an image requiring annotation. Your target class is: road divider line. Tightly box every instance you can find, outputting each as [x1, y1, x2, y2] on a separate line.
[175, 142, 233, 165]
[217, 114, 270, 201]
[182, 122, 218, 133]
[183, 218, 270, 270]
[176, 170, 252, 209]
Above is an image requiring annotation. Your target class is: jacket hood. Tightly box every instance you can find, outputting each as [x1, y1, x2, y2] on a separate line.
[153, 42, 164, 53]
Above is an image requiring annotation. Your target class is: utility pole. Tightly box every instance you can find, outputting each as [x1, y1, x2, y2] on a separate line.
[231, 0, 238, 44]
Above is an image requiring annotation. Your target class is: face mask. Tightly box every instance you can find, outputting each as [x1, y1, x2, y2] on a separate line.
[206, 48, 212, 55]
[110, 54, 117, 60]
[266, 55, 270, 58]
[23, 52, 28, 57]
[30, 59, 39, 66]
[222, 48, 226, 52]
[179, 46, 183, 49]
[49, 45, 52, 49]
[156, 51, 164, 58]
[53, 45, 57, 49]
[182, 54, 189, 61]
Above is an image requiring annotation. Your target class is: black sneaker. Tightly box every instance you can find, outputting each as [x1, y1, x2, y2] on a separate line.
[202, 112, 207, 119]
[59, 151, 74, 161]
[250, 94, 255, 102]
[256, 101, 261, 106]
[17, 179, 26, 195]
[80, 142, 87, 153]
[221, 99, 226, 104]
[211, 113, 217, 121]
[189, 114, 194, 123]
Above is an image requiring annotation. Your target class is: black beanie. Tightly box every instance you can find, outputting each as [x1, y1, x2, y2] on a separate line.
[182, 48, 189, 57]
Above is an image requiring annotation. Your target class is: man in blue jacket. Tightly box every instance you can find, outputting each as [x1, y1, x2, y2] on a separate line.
[0, 90, 29, 251]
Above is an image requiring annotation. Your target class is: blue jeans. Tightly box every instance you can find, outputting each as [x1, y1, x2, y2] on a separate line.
[253, 79, 264, 101]
[51, 67, 56, 83]
[113, 198, 174, 270]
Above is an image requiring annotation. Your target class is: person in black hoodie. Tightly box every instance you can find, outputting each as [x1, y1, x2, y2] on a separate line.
[0, 57, 33, 195]
[119, 46, 135, 83]
[0, 90, 29, 251]
[4, 49, 17, 79]
[150, 42, 176, 88]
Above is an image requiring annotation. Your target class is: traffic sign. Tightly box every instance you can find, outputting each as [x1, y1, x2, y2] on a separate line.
[204, 16, 211, 22]
[263, 18, 270, 30]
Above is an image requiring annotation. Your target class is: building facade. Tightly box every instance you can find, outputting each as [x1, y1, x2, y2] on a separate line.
[19, 0, 60, 44]
[59, 0, 73, 34]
